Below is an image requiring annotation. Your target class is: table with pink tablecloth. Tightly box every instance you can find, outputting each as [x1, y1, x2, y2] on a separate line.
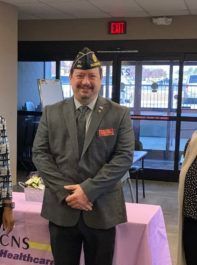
[0, 192, 172, 265]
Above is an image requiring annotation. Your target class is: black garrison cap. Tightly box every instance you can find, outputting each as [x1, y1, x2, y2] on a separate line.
[71, 47, 101, 70]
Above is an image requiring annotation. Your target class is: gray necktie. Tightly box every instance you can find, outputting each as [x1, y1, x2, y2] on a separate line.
[76, 106, 89, 157]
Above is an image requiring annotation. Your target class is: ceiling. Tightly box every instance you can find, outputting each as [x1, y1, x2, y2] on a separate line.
[2, 0, 197, 20]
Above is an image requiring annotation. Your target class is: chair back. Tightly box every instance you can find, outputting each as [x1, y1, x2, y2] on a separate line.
[135, 140, 143, 151]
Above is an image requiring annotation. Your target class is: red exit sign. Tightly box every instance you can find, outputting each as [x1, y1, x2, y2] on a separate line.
[109, 21, 127, 34]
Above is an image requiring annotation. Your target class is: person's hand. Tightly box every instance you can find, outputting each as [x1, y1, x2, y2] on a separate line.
[64, 184, 93, 211]
[2, 208, 14, 234]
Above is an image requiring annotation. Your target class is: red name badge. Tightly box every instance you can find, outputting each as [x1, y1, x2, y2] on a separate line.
[99, 128, 115, 137]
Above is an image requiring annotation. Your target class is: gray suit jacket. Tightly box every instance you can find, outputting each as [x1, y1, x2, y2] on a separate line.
[32, 96, 134, 229]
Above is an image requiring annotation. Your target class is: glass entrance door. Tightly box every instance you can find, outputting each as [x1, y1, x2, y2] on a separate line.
[120, 60, 180, 170]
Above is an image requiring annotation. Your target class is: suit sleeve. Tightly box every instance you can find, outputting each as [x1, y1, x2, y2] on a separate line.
[80, 108, 135, 202]
[32, 107, 69, 203]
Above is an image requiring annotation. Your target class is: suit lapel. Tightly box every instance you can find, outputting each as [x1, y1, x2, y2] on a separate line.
[81, 97, 109, 157]
[62, 98, 79, 158]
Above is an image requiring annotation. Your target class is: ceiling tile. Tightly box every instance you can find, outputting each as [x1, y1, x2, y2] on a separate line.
[150, 9, 190, 16]
[2, 0, 38, 4]
[190, 9, 197, 15]
[109, 10, 149, 17]
[18, 11, 39, 20]
[40, 0, 110, 18]
[185, 0, 197, 13]
[90, 0, 143, 12]
[1, 0, 197, 19]
[136, 0, 188, 11]
[17, 2, 75, 19]
[89, 0, 148, 17]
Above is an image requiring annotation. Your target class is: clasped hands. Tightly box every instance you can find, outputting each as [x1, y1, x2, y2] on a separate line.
[64, 184, 93, 211]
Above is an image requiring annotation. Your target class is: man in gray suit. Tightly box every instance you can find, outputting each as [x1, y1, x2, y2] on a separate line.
[32, 47, 134, 265]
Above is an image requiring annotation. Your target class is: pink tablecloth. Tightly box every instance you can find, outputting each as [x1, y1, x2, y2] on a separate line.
[0, 192, 172, 265]
[114, 203, 172, 265]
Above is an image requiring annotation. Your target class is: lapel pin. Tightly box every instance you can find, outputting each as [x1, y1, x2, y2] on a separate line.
[98, 106, 103, 113]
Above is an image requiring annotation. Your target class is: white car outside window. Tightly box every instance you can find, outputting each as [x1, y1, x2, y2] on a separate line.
[183, 74, 197, 104]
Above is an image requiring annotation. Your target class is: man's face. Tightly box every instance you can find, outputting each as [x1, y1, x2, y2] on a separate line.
[70, 68, 102, 104]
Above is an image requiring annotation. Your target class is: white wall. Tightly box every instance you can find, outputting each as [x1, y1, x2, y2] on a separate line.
[0, 2, 17, 184]
[18, 15, 197, 41]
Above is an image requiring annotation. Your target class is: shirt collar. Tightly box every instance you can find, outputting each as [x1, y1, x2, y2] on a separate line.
[74, 96, 98, 111]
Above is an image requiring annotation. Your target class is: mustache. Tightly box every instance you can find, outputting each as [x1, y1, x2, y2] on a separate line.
[77, 84, 94, 90]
